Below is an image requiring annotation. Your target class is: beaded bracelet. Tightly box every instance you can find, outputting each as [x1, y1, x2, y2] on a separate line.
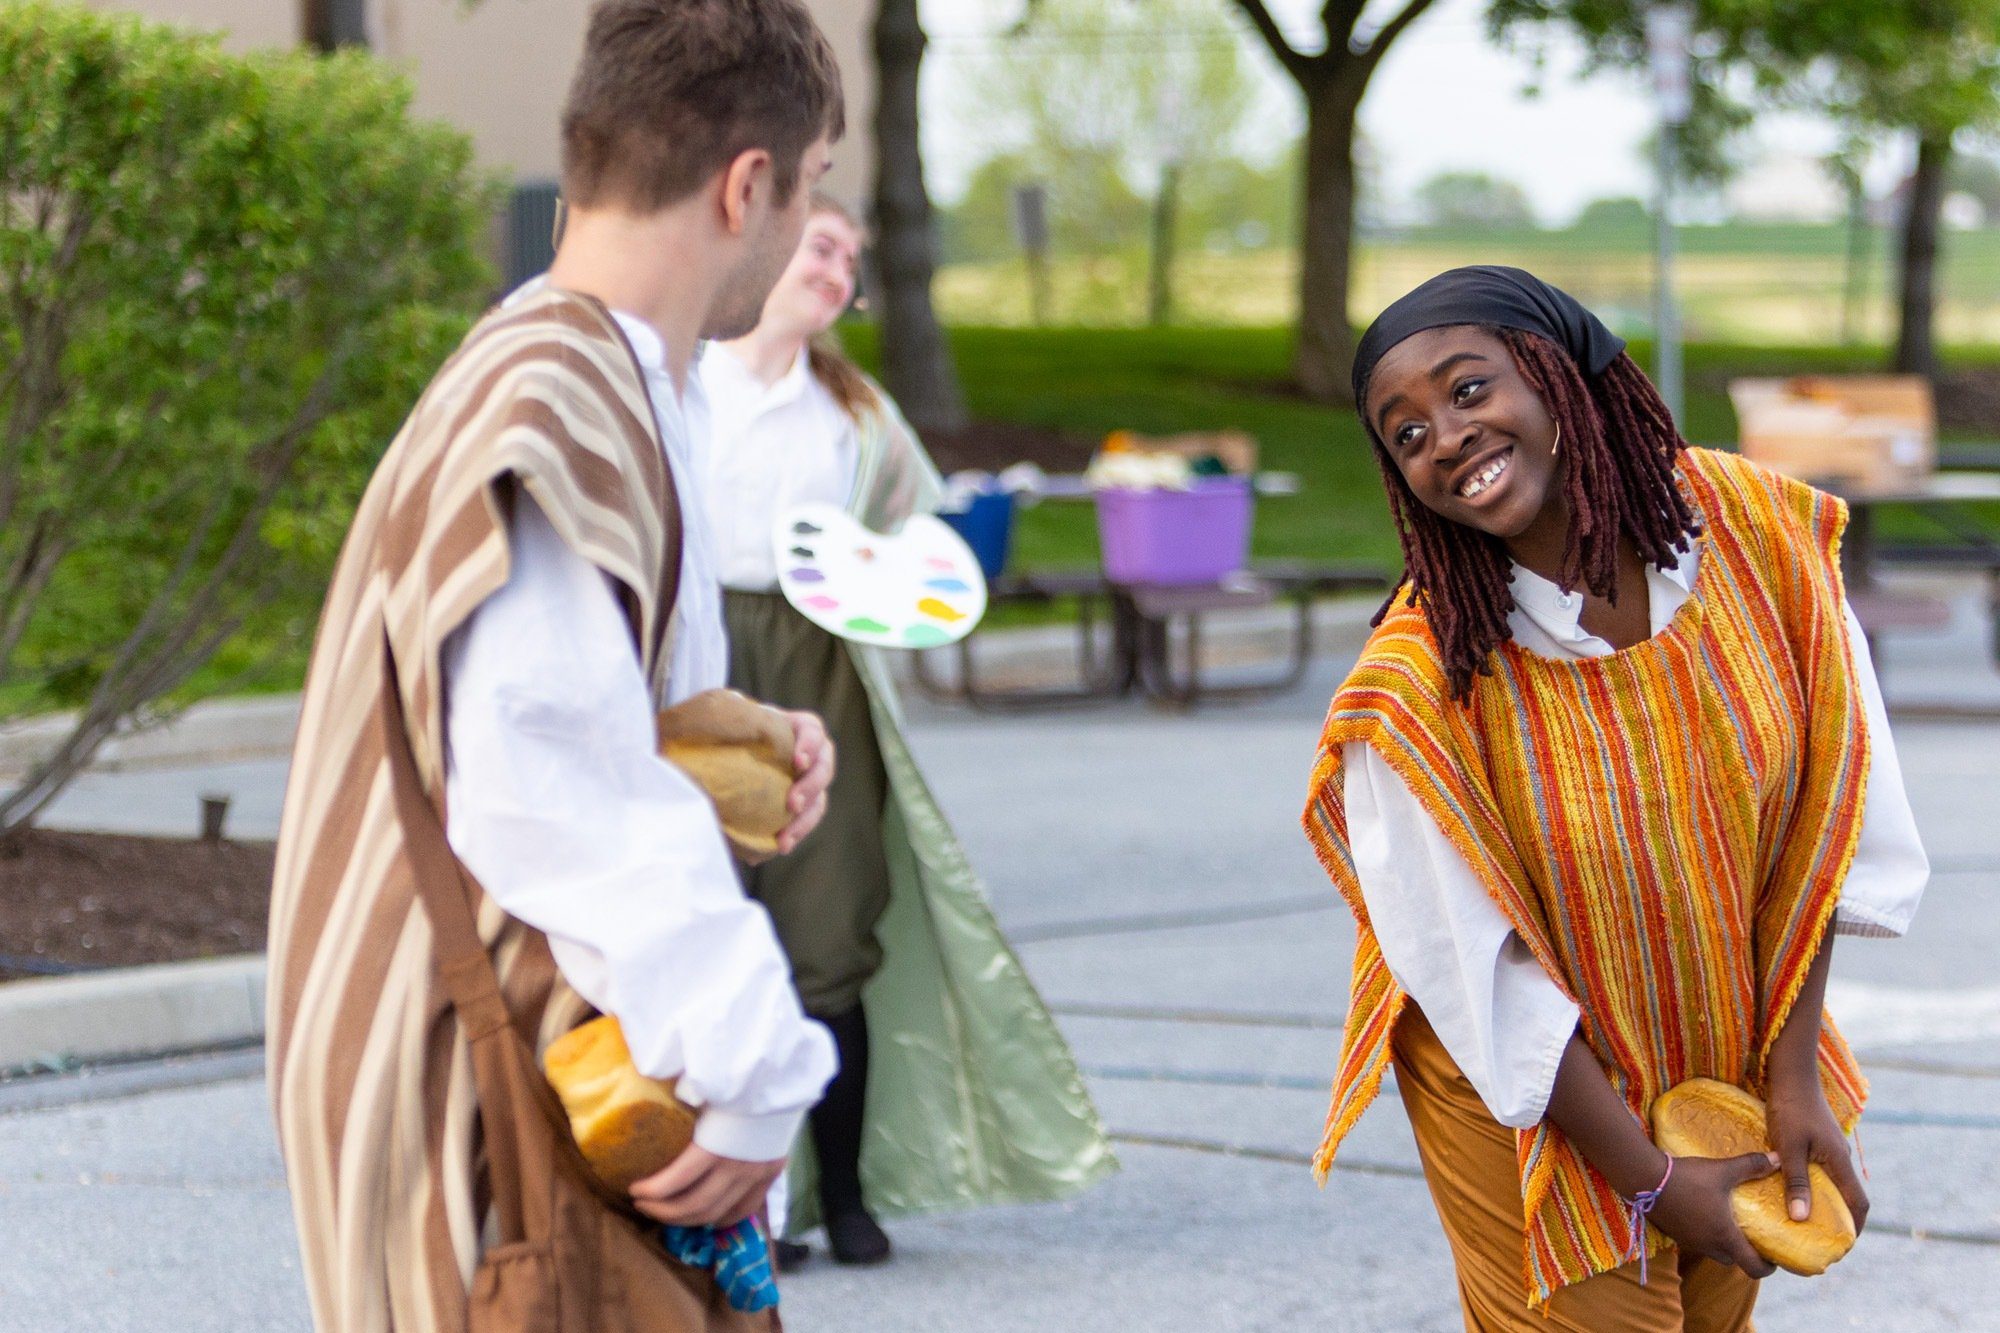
[1623, 1155, 1675, 1285]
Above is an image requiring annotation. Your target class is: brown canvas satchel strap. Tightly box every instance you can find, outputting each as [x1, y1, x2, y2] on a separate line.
[377, 630, 558, 1249]
[378, 637, 763, 1330]
[376, 632, 500, 1026]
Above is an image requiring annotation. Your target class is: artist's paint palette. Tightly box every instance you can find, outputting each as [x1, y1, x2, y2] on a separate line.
[774, 503, 989, 648]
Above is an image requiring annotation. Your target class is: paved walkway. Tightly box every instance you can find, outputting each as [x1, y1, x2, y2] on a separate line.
[3, 586, 1998, 1331]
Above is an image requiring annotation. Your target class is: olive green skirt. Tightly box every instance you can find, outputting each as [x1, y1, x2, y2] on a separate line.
[723, 590, 891, 1017]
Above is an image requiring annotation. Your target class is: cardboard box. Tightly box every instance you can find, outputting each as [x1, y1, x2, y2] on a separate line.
[1729, 375, 1935, 493]
[1101, 429, 1258, 476]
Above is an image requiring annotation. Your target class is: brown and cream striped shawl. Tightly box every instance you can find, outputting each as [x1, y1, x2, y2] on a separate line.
[267, 288, 682, 1331]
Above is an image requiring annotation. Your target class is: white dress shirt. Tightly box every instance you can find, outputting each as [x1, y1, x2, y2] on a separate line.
[697, 344, 859, 591]
[440, 300, 835, 1162]
[1344, 540, 1929, 1128]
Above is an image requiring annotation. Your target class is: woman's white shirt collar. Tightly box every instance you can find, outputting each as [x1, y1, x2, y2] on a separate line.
[707, 342, 814, 415]
[1507, 539, 1700, 648]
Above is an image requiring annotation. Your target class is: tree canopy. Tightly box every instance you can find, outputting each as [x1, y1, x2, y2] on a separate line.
[950, 0, 1263, 243]
[1413, 170, 1537, 229]
[0, 3, 493, 830]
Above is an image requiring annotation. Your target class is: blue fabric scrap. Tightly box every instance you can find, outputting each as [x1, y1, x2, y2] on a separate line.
[661, 1217, 780, 1313]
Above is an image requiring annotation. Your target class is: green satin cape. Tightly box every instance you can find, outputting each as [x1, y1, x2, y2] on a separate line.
[783, 381, 1117, 1232]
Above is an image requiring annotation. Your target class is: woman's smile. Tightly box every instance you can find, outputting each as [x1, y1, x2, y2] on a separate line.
[1454, 446, 1514, 502]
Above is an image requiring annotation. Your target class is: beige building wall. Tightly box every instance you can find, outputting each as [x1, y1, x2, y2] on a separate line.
[78, 0, 299, 48]
[85, 0, 877, 210]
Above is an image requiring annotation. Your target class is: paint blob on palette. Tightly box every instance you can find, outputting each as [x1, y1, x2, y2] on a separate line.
[773, 503, 989, 649]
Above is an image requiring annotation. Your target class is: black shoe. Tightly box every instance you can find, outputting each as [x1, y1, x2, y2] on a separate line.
[772, 1239, 811, 1273]
[809, 1007, 891, 1267]
[825, 1208, 892, 1266]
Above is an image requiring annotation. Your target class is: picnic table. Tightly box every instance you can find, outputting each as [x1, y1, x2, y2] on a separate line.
[1828, 471, 2000, 663]
[909, 562, 1390, 710]
[911, 472, 1389, 709]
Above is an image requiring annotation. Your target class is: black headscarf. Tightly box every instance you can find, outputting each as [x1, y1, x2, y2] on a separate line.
[1350, 265, 1625, 410]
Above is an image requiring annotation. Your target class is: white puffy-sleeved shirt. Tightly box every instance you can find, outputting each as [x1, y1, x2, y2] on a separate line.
[439, 307, 835, 1162]
[1344, 540, 1929, 1129]
[697, 343, 859, 592]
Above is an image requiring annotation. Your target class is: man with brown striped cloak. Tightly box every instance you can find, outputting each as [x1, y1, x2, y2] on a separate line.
[266, 2, 848, 1327]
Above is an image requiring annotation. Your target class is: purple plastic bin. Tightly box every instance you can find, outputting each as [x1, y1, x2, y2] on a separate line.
[1094, 476, 1253, 586]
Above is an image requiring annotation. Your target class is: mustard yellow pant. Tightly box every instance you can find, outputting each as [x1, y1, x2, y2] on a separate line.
[1391, 1004, 1758, 1333]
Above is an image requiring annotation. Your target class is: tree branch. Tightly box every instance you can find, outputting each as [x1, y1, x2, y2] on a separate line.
[0, 199, 92, 535]
[1230, 0, 1311, 81]
[1, 465, 295, 835]
[0, 520, 70, 670]
[83, 353, 339, 705]
[1360, 0, 1440, 70]
[1322, 0, 1369, 48]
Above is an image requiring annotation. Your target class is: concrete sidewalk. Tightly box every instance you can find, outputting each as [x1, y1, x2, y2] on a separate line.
[3, 584, 1999, 1330]
[3, 575, 1998, 1329]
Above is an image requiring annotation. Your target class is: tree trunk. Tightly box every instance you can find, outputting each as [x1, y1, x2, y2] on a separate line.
[1147, 162, 1180, 327]
[1294, 76, 1364, 404]
[871, 0, 968, 431]
[1894, 133, 1951, 378]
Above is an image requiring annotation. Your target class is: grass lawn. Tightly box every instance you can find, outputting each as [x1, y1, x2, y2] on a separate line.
[15, 323, 1993, 716]
[849, 324, 1400, 574]
[843, 323, 2000, 586]
[937, 222, 2000, 344]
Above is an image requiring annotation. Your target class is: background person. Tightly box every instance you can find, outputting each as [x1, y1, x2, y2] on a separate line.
[697, 193, 1116, 1267]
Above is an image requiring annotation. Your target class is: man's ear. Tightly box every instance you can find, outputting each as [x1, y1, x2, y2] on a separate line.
[719, 147, 774, 237]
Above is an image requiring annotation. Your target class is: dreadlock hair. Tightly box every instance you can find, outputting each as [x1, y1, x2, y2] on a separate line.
[1362, 326, 1702, 701]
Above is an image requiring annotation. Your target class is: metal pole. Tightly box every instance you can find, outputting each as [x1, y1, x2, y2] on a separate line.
[1656, 122, 1683, 426]
[1012, 184, 1050, 325]
[1647, 3, 1691, 429]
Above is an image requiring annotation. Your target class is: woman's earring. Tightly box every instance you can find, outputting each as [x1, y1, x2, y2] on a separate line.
[1550, 424, 1562, 459]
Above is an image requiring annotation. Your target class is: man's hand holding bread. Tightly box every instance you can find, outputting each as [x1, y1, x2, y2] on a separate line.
[539, 690, 838, 1226]
[657, 688, 835, 861]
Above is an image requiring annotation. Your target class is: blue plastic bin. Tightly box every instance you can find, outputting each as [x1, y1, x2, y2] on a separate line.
[939, 490, 1015, 580]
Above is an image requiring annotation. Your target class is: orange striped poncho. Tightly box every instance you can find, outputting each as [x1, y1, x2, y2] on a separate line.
[1303, 448, 1871, 1306]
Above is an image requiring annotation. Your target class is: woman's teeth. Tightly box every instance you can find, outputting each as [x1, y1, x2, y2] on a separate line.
[1459, 452, 1511, 499]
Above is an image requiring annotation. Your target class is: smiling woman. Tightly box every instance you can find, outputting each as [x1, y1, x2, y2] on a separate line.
[1299, 267, 1931, 1331]
[1352, 266, 1697, 696]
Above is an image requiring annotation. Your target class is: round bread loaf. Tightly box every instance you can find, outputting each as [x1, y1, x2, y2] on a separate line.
[657, 688, 795, 862]
[1650, 1077, 1856, 1276]
[543, 1016, 698, 1192]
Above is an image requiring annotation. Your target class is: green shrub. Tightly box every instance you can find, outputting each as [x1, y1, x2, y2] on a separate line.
[0, 3, 494, 828]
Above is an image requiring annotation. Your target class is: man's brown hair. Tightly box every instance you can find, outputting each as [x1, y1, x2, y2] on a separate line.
[560, 0, 844, 212]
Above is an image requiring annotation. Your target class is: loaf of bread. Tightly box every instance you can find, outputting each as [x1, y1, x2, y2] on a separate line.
[657, 688, 795, 863]
[543, 1016, 698, 1192]
[1650, 1077, 1857, 1276]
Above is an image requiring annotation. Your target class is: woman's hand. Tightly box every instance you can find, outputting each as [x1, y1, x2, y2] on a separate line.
[1545, 1031, 1777, 1278]
[774, 709, 835, 854]
[1647, 1152, 1782, 1278]
[1767, 1070, 1870, 1232]
[1762, 929, 1866, 1229]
